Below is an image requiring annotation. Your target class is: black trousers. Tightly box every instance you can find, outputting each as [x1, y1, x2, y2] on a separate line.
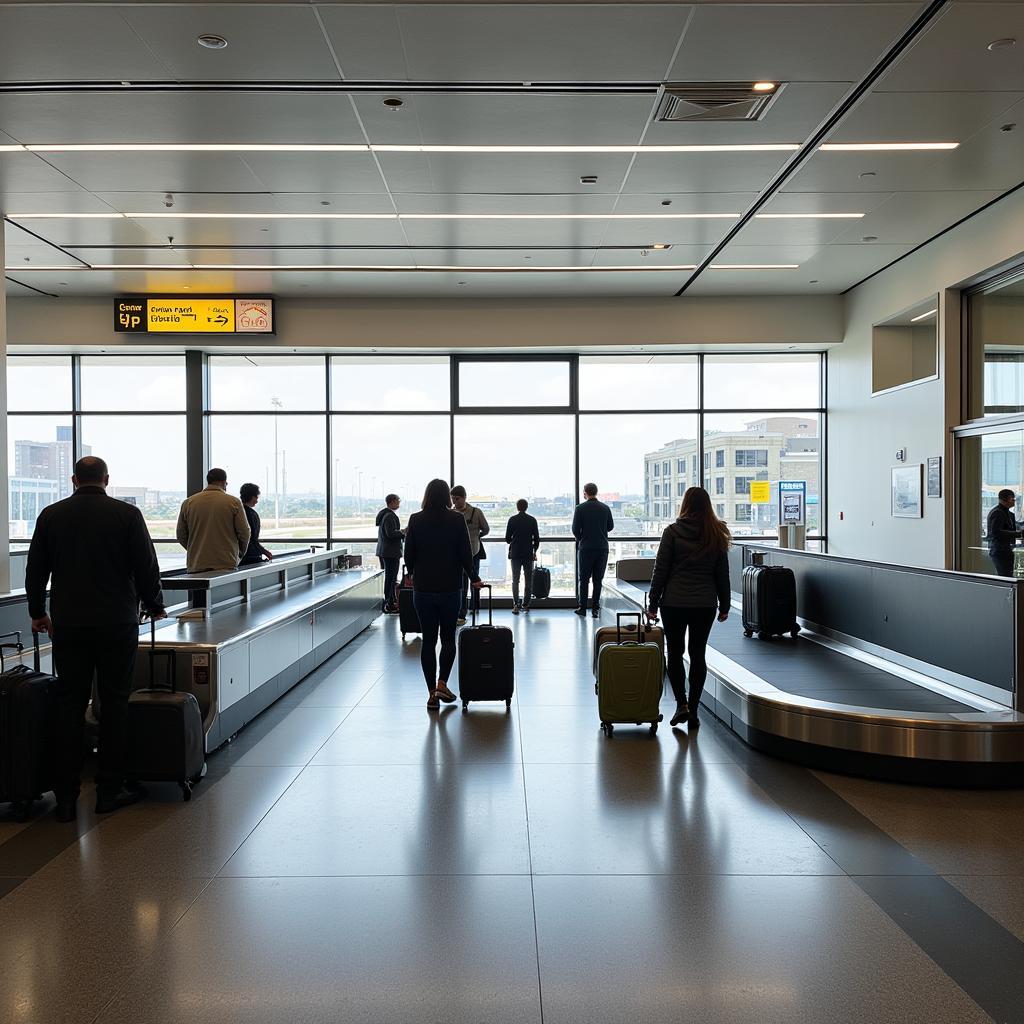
[577, 548, 609, 609]
[413, 590, 462, 688]
[461, 553, 483, 617]
[510, 558, 534, 607]
[380, 556, 400, 610]
[991, 550, 1014, 578]
[51, 623, 140, 800]
[660, 606, 717, 711]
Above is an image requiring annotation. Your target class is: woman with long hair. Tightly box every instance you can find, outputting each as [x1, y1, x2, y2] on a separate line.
[646, 486, 731, 729]
[403, 478, 481, 709]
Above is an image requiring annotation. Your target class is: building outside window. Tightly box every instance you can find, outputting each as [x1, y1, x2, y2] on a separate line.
[715, 477, 725, 494]
[715, 449, 725, 468]
[736, 449, 770, 467]
[735, 503, 753, 523]
[677, 481, 685, 497]
[736, 476, 753, 495]
[654, 484, 660, 497]
[715, 503, 726, 518]
[676, 459, 685, 474]
[654, 463, 660, 476]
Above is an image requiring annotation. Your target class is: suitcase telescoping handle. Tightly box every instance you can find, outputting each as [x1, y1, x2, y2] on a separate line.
[148, 618, 178, 693]
[25, 631, 42, 673]
[616, 611, 644, 644]
[0, 629, 23, 673]
[470, 583, 493, 627]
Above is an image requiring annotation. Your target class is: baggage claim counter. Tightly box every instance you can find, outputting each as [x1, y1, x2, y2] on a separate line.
[142, 549, 381, 751]
[606, 547, 1024, 786]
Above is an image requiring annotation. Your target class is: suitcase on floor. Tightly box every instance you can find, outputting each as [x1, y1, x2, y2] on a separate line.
[595, 613, 663, 737]
[530, 565, 551, 601]
[0, 632, 58, 821]
[592, 599, 664, 674]
[125, 622, 205, 801]
[457, 585, 514, 711]
[741, 563, 799, 640]
[398, 568, 421, 639]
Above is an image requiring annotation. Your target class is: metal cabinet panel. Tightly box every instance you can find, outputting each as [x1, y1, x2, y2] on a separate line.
[218, 643, 250, 712]
[249, 619, 301, 691]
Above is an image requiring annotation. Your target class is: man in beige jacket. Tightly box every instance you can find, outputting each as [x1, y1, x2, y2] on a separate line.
[176, 468, 251, 573]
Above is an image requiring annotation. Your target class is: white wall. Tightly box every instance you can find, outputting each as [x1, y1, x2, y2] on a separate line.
[6, 293, 843, 351]
[829, 187, 1024, 567]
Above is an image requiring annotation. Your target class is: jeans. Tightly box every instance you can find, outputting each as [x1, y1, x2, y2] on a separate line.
[991, 550, 1015, 578]
[413, 589, 462, 689]
[461, 553, 483, 617]
[660, 606, 717, 711]
[511, 558, 534, 607]
[379, 556, 400, 610]
[577, 548, 609, 610]
[51, 623, 140, 800]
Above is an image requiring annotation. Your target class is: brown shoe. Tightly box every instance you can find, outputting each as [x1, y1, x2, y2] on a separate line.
[435, 683, 457, 704]
[427, 691, 440, 709]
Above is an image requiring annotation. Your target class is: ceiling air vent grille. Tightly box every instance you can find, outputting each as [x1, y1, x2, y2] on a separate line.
[655, 83, 784, 123]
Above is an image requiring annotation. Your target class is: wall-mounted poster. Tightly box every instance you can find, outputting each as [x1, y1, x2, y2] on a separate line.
[892, 464, 924, 518]
[927, 456, 942, 498]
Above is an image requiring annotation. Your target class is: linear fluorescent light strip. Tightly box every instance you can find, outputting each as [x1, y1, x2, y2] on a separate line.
[8, 142, 959, 154]
[910, 308, 938, 322]
[71, 262, 800, 272]
[11, 211, 864, 221]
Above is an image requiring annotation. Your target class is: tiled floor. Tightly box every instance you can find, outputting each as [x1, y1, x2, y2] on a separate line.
[2, 611, 1023, 1022]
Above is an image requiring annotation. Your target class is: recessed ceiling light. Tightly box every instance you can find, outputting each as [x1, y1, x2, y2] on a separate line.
[382, 97, 404, 109]
[661, 199, 672, 206]
[651, 243, 671, 250]
[67, 262, 799, 273]
[756, 212, 863, 219]
[0, 145, 26, 152]
[8, 212, 125, 219]
[820, 142, 958, 151]
[752, 82, 777, 92]
[197, 34, 228, 50]
[580, 175, 599, 184]
[987, 37, 1017, 51]
[910, 308, 938, 322]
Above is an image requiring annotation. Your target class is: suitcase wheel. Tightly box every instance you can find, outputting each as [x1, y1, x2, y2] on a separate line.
[401, 633, 406, 640]
[743, 629, 754, 638]
[600, 721, 614, 737]
[462, 701, 469, 712]
[505, 699, 512, 711]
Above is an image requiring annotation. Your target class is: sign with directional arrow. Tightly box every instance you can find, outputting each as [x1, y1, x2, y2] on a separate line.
[115, 297, 274, 335]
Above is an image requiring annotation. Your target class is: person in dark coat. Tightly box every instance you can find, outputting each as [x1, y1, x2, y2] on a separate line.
[987, 488, 1021, 577]
[25, 456, 166, 822]
[572, 482, 614, 617]
[403, 479, 481, 709]
[239, 483, 274, 567]
[646, 486, 731, 730]
[375, 494, 404, 612]
[505, 498, 540, 614]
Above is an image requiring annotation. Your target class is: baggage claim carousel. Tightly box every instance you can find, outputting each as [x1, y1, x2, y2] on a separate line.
[605, 547, 1024, 786]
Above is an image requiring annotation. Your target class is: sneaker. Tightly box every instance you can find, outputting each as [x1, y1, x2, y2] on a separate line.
[427, 692, 440, 709]
[513, 605, 520, 615]
[670, 703, 690, 727]
[591, 607, 600, 618]
[95, 786, 146, 815]
[436, 683, 457, 704]
[574, 607, 587, 617]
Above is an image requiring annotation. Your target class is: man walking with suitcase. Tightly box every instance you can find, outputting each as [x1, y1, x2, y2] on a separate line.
[25, 456, 166, 822]
[572, 483, 614, 618]
[505, 498, 540, 614]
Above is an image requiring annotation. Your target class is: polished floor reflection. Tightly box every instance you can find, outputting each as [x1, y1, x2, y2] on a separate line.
[2, 611, 1023, 1023]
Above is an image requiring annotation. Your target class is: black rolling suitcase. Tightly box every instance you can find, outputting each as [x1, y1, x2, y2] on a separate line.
[0, 632, 58, 821]
[457, 585, 514, 712]
[742, 563, 799, 640]
[398, 565, 421, 639]
[125, 621, 205, 801]
[530, 565, 551, 601]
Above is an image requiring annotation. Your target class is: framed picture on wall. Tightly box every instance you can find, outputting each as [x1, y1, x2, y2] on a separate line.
[892, 464, 924, 518]
[927, 456, 942, 498]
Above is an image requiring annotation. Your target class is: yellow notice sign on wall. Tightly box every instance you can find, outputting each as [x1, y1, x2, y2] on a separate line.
[749, 481, 771, 504]
[147, 299, 235, 333]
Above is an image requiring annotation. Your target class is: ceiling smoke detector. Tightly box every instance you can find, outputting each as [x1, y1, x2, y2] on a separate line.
[580, 175, 599, 184]
[655, 82, 785, 123]
[197, 34, 228, 50]
[382, 97, 404, 109]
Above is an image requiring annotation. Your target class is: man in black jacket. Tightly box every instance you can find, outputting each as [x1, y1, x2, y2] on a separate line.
[25, 456, 166, 822]
[375, 494, 403, 612]
[987, 488, 1021, 577]
[239, 483, 274, 566]
[505, 499, 540, 614]
[572, 483, 614, 617]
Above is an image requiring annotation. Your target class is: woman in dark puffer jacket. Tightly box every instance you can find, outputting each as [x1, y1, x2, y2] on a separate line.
[646, 486, 731, 729]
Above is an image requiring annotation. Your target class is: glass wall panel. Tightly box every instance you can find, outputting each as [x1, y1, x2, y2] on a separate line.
[332, 415, 451, 539]
[703, 354, 820, 409]
[209, 355, 325, 411]
[332, 357, 450, 411]
[703, 412, 821, 537]
[7, 356, 72, 411]
[79, 415, 187, 538]
[579, 414, 698, 537]
[80, 356, 185, 411]
[482, 539, 577, 597]
[209, 415, 327, 539]
[8, 415, 73, 539]
[968, 275, 1024, 418]
[458, 361, 570, 408]
[579, 355, 698, 410]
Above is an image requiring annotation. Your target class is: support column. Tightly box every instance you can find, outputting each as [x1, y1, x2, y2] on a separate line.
[0, 217, 10, 593]
[185, 349, 206, 495]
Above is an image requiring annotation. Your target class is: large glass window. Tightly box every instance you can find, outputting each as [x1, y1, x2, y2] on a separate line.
[80, 356, 185, 411]
[7, 356, 72, 412]
[332, 357, 449, 411]
[209, 355, 325, 410]
[968, 272, 1024, 418]
[457, 360, 570, 408]
[579, 355, 697, 410]
[7, 416, 73, 540]
[703, 354, 820, 409]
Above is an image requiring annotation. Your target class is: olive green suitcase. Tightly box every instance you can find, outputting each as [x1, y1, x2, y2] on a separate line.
[595, 613, 664, 737]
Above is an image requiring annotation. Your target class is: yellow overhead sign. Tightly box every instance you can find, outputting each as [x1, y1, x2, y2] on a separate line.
[147, 298, 234, 333]
[749, 481, 771, 504]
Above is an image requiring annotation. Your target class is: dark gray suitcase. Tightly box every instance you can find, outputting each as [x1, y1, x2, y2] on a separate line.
[126, 622, 205, 800]
[530, 565, 551, 601]
[0, 632, 57, 821]
[398, 568, 421, 639]
[457, 586, 514, 712]
[741, 563, 799, 640]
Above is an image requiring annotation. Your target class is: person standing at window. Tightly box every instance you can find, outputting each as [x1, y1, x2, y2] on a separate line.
[505, 498, 540, 614]
[646, 486, 731, 730]
[572, 482, 614, 618]
[175, 468, 251, 573]
[404, 479, 481, 709]
[239, 483, 274, 567]
[451, 484, 489, 625]
[375, 493, 403, 612]
[987, 488, 1022, 577]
